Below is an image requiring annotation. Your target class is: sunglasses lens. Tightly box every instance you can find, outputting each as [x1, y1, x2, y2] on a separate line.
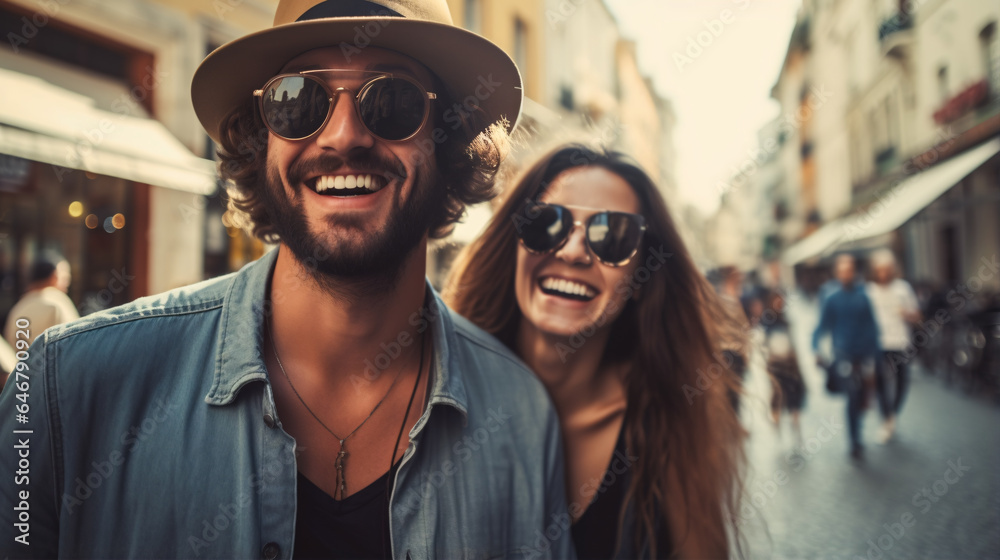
[261, 76, 330, 139]
[588, 213, 644, 264]
[358, 78, 428, 140]
[518, 205, 571, 253]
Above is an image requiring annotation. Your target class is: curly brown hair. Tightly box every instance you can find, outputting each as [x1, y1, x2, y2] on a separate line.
[215, 87, 510, 243]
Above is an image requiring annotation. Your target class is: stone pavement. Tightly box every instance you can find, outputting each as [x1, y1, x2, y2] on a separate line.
[738, 294, 1000, 560]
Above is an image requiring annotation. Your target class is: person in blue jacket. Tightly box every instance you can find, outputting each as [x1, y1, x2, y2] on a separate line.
[813, 253, 881, 459]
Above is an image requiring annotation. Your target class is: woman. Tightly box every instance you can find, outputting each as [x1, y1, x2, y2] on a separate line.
[446, 145, 747, 559]
[763, 290, 806, 446]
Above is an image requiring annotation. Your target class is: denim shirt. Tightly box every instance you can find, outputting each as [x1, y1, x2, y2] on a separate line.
[812, 283, 881, 360]
[0, 249, 574, 559]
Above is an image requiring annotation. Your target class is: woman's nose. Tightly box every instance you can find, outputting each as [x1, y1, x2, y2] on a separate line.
[554, 224, 593, 266]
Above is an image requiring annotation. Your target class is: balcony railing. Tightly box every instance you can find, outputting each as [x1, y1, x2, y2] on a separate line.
[934, 80, 990, 125]
[878, 13, 913, 43]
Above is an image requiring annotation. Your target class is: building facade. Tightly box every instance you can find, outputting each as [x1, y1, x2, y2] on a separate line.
[429, 0, 679, 286]
[0, 0, 278, 323]
[758, 0, 1000, 295]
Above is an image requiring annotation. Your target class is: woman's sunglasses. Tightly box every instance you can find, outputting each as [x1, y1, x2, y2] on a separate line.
[515, 203, 647, 267]
[253, 70, 438, 142]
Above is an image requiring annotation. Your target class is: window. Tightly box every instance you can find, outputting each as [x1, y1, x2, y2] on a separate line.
[849, 124, 862, 185]
[885, 94, 898, 147]
[980, 22, 999, 96]
[463, 0, 481, 33]
[847, 30, 859, 96]
[940, 225, 959, 286]
[869, 97, 897, 175]
[937, 66, 949, 103]
[0, 5, 130, 83]
[559, 84, 574, 111]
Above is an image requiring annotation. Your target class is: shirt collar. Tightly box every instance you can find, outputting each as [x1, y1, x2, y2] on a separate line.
[204, 248, 469, 417]
[422, 283, 469, 418]
[204, 248, 276, 405]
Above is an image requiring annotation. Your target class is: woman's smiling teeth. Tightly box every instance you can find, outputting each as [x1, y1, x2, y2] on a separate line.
[539, 277, 597, 301]
[313, 174, 380, 195]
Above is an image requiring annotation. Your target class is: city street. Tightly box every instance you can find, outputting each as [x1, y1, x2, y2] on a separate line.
[741, 295, 1000, 560]
[0, 0, 998, 558]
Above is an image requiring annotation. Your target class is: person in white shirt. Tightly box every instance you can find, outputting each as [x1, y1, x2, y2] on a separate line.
[3, 252, 79, 349]
[866, 249, 921, 442]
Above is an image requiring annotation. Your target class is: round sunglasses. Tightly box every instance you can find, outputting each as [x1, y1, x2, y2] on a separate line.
[515, 203, 647, 267]
[253, 70, 438, 142]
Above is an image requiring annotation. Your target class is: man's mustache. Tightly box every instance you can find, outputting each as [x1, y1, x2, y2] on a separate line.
[287, 152, 407, 186]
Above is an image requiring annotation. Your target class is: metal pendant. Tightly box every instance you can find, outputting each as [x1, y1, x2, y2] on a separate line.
[335, 440, 348, 500]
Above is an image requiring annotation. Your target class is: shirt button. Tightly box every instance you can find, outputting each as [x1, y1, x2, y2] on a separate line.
[263, 413, 275, 428]
[261, 542, 280, 560]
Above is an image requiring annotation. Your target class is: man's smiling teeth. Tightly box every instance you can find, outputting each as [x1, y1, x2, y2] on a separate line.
[314, 174, 377, 193]
[540, 277, 597, 299]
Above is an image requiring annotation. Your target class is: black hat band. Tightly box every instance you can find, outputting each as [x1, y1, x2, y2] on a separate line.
[297, 0, 404, 21]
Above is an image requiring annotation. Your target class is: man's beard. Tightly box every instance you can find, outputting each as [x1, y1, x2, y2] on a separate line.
[260, 151, 442, 292]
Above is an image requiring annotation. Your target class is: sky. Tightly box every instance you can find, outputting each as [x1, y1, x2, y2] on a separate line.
[604, 0, 801, 215]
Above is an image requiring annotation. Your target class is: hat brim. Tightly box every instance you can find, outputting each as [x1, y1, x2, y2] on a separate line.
[192, 17, 522, 144]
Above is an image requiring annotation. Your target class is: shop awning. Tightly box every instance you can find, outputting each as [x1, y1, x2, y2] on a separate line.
[0, 67, 217, 195]
[782, 137, 1000, 265]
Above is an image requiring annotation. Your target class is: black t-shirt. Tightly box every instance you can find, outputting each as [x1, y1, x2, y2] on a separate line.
[571, 426, 671, 559]
[293, 463, 400, 560]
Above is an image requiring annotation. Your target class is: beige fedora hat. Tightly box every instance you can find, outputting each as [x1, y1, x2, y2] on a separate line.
[192, 0, 522, 144]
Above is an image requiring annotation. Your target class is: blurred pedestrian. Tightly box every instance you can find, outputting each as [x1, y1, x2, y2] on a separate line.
[866, 249, 921, 443]
[447, 145, 747, 559]
[739, 271, 765, 327]
[718, 266, 752, 415]
[764, 290, 806, 447]
[0, 339, 14, 390]
[818, 274, 841, 305]
[812, 254, 881, 460]
[743, 290, 765, 327]
[2, 252, 79, 347]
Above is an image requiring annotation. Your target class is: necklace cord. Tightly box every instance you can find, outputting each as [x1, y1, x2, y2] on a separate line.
[264, 303, 431, 559]
[384, 325, 430, 560]
[266, 318, 407, 443]
[267, 315, 416, 500]
[390, 328, 428, 469]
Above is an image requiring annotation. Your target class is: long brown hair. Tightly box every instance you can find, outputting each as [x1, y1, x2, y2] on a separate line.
[445, 145, 747, 558]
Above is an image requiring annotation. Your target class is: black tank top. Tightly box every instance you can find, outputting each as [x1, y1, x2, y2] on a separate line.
[571, 426, 672, 559]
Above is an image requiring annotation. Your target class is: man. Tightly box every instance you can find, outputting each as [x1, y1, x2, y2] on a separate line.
[812, 254, 880, 460]
[2, 252, 79, 347]
[0, 1, 572, 558]
[1, 253, 78, 388]
[866, 249, 921, 443]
